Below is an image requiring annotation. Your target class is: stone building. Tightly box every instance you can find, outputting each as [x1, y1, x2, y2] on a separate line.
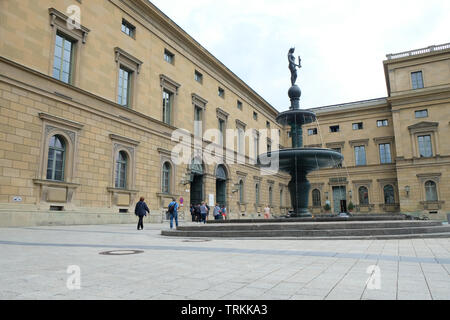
[0, 0, 291, 226]
[303, 44, 450, 221]
[0, 0, 448, 227]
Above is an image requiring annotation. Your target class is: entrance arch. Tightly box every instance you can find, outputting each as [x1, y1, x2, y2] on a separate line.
[190, 157, 204, 206]
[216, 165, 228, 207]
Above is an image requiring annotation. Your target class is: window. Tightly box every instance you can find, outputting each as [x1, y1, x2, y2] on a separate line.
[253, 133, 259, 159]
[253, 112, 258, 121]
[237, 127, 245, 154]
[194, 106, 203, 137]
[330, 125, 340, 133]
[384, 185, 395, 205]
[162, 89, 173, 125]
[355, 146, 366, 166]
[280, 188, 283, 207]
[218, 119, 225, 146]
[379, 143, 392, 164]
[377, 120, 388, 127]
[194, 70, 203, 83]
[411, 71, 424, 90]
[308, 128, 318, 136]
[164, 49, 174, 64]
[115, 151, 128, 189]
[332, 148, 342, 154]
[425, 181, 438, 201]
[269, 186, 273, 206]
[121, 19, 135, 38]
[312, 189, 321, 207]
[358, 186, 369, 205]
[266, 121, 271, 129]
[415, 110, 428, 118]
[237, 100, 243, 110]
[118, 66, 132, 107]
[267, 141, 272, 153]
[418, 135, 432, 157]
[52, 33, 74, 84]
[46, 135, 66, 181]
[162, 162, 171, 194]
[352, 122, 363, 130]
[218, 87, 225, 98]
[239, 180, 244, 203]
[255, 183, 260, 205]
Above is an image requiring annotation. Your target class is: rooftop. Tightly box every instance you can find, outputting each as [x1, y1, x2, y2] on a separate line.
[386, 42, 450, 60]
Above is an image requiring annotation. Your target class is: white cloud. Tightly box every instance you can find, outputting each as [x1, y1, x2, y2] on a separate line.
[150, 0, 450, 111]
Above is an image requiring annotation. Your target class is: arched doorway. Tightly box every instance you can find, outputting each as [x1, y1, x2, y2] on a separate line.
[216, 165, 227, 207]
[190, 158, 204, 206]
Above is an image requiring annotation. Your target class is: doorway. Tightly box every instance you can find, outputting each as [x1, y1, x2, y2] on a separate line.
[190, 158, 204, 206]
[332, 186, 347, 214]
[215, 165, 227, 207]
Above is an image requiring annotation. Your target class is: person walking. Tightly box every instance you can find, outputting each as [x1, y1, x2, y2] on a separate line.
[194, 203, 201, 223]
[190, 203, 196, 222]
[213, 203, 222, 220]
[134, 197, 149, 230]
[168, 198, 179, 229]
[200, 202, 208, 224]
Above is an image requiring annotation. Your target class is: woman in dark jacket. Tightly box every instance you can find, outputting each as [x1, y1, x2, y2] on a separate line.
[135, 197, 150, 230]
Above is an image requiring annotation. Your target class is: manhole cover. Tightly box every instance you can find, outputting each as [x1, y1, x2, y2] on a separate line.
[99, 250, 144, 256]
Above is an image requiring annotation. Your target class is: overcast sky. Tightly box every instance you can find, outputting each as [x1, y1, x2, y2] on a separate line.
[150, 0, 450, 112]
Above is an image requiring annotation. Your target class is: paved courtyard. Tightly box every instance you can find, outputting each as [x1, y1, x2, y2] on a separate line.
[0, 222, 449, 300]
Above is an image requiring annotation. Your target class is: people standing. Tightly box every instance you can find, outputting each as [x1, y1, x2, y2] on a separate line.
[200, 202, 209, 224]
[221, 205, 227, 220]
[190, 203, 196, 222]
[194, 203, 201, 223]
[134, 197, 149, 230]
[264, 204, 271, 219]
[213, 203, 222, 220]
[168, 198, 179, 229]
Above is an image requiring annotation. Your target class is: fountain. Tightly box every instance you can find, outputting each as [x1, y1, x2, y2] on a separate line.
[259, 48, 344, 217]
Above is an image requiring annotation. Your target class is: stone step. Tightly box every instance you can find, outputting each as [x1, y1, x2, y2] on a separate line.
[208, 215, 406, 224]
[178, 221, 442, 231]
[162, 225, 450, 238]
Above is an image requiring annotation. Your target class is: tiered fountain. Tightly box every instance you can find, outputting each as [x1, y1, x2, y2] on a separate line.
[259, 48, 344, 217]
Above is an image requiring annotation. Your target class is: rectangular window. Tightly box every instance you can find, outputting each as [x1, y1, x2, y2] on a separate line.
[352, 122, 363, 130]
[415, 110, 428, 118]
[238, 127, 244, 154]
[330, 125, 340, 133]
[118, 66, 132, 107]
[237, 100, 243, 110]
[253, 112, 258, 121]
[377, 120, 388, 127]
[52, 33, 74, 84]
[418, 135, 432, 157]
[121, 19, 135, 38]
[194, 106, 203, 137]
[218, 119, 225, 146]
[194, 70, 203, 83]
[308, 128, 318, 136]
[355, 145, 366, 166]
[164, 49, 174, 64]
[266, 121, 271, 129]
[162, 89, 173, 125]
[379, 143, 392, 164]
[411, 71, 424, 89]
[218, 87, 225, 98]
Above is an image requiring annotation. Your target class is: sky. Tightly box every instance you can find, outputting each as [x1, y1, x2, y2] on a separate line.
[150, 0, 450, 112]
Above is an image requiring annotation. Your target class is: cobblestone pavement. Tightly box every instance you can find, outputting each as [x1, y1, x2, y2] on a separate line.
[0, 223, 449, 300]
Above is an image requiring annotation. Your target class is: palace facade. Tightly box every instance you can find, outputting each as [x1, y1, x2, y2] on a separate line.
[0, 0, 448, 226]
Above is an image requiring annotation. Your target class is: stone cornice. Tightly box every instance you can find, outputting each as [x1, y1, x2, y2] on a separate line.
[39, 113, 84, 131]
[114, 47, 143, 73]
[109, 134, 140, 146]
[48, 7, 90, 43]
[349, 139, 370, 147]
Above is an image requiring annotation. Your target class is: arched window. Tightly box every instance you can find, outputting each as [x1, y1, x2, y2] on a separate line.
[255, 183, 260, 205]
[115, 151, 128, 189]
[425, 181, 438, 201]
[383, 185, 395, 204]
[312, 189, 321, 207]
[269, 186, 273, 206]
[46, 135, 66, 181]
[239, 180, 244, 203]
[359, 186, 369, 205]
[162, 162, 171, 194]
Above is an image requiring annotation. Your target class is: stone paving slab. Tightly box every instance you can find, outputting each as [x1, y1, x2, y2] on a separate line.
[0, 223, 449, 300]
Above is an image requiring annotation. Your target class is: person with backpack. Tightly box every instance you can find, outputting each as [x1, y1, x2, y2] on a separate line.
[213, 203, 222, 220]
[168, 198, 179, 229]
[134, 197, 150, 230]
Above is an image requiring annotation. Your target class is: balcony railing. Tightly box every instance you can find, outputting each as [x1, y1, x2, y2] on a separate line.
[386, 43, 450, 60]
